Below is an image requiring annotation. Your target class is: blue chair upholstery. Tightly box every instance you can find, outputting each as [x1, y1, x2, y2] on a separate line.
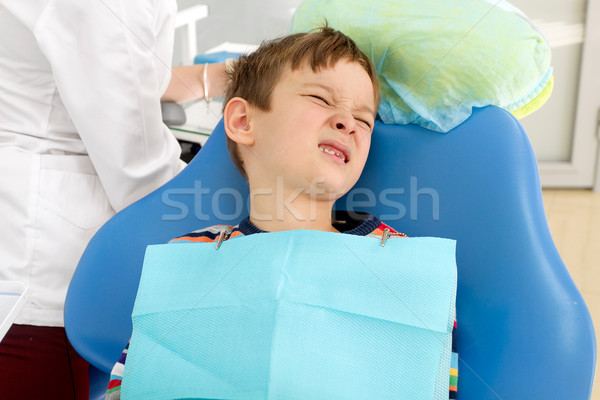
[65, 106, 596, 399]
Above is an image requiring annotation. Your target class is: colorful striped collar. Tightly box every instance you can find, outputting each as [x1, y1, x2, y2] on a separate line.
[238, 211, 382, 237]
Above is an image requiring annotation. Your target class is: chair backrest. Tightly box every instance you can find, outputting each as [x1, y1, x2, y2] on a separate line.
[65, 106, 596, 399]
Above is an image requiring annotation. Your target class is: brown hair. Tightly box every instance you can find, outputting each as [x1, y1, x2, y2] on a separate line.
[224, 26, 380, 180]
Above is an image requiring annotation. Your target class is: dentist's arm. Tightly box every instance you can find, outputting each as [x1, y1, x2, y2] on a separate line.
[31, 0, 185, 211]
[161, 63, 229, 103]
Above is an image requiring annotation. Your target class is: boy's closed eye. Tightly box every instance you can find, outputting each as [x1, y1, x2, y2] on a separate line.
[308, 94, 331, 106]
[354, 116, 373, 130]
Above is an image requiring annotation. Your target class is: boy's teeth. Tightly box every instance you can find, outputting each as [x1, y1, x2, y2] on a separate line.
[319, 145, 346, 161]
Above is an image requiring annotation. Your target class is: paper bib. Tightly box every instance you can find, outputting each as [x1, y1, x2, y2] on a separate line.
[122, 230, 457, 400]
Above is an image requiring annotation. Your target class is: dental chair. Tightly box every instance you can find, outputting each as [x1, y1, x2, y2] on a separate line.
[65, 105, 597, 399]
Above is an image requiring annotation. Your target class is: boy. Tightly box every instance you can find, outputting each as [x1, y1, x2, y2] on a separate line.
[107, 27, 458, 399]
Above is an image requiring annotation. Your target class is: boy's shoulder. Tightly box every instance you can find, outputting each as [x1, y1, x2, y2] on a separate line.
[169, 224, 244, 244]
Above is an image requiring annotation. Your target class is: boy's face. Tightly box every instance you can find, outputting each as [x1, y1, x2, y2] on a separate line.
[247, 60, 376, 200]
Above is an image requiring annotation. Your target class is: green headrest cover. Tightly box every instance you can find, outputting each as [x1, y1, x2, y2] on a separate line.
[291, 0, 553, 132]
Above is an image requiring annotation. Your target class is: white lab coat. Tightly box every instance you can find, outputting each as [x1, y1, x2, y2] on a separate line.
[0, 0, 184, 327]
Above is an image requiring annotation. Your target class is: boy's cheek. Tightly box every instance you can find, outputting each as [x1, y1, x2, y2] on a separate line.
[355, 132, 372, 150]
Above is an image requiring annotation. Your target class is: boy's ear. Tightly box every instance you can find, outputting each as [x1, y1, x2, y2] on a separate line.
[223, 97, 255, 146]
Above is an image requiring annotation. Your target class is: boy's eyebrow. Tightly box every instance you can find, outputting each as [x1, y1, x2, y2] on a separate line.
[301, 83, 376, 116]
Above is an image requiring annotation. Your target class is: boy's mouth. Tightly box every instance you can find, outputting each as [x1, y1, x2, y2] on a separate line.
[318, 142, 350, 163]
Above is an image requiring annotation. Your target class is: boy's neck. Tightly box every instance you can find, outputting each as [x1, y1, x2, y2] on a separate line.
[248, 190, 339, 233]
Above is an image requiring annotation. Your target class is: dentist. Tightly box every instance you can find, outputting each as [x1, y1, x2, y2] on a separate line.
[0, 0, 224, 397]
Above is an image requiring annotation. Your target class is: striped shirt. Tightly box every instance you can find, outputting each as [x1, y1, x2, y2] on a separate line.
[107, 211, 458, 399]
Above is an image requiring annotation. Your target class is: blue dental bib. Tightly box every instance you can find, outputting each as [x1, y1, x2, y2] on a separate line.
[122, 230, 457, 400]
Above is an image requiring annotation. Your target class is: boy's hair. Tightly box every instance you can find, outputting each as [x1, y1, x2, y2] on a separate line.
[224, 26, 380, 180]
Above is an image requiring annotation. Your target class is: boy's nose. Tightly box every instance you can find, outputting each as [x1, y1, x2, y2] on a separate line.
[331, 113, 355, 135]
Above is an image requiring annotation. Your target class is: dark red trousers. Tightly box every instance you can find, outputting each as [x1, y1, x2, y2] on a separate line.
[0, 324, 89, 399]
